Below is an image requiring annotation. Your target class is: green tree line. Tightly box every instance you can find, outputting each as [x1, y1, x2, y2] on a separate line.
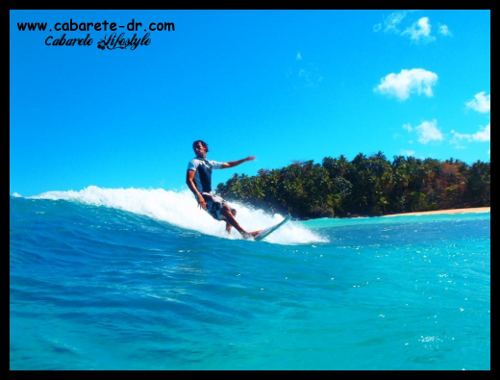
[216, 152, 490, 219]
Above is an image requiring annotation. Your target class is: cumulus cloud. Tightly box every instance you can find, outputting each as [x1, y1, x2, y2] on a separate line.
[451, 123, 490, 144]
[375, 68, 438, 101]
[403, 120, 444, 144]
[402, 17, 435, 43]
[466, 92, 490, 113]
[415, 120, 444, 144]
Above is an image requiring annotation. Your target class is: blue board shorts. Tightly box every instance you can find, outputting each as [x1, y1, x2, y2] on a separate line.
[202, 193, 236, 221]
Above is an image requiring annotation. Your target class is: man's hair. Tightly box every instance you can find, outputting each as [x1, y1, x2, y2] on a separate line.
[192, 140, 209, 153]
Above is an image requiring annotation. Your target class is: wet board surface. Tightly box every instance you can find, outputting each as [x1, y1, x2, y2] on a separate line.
[254, 216, 291, 241]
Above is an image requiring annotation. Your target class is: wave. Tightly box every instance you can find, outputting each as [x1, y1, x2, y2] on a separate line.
[25, 186, 327, 245]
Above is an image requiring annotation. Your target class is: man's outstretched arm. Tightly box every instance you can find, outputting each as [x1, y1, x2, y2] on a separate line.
[220, 156, 255, 169]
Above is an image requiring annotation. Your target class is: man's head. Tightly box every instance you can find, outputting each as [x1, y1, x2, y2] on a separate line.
[192, 140, 209, 158]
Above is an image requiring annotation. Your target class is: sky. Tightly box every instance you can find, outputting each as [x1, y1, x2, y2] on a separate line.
[10, 10, 490, 196]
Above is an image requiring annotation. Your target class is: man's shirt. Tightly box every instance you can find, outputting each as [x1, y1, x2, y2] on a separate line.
[187, 158, 224, 193]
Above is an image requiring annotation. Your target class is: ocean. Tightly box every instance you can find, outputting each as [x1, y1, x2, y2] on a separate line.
[10, 186, 490, 370]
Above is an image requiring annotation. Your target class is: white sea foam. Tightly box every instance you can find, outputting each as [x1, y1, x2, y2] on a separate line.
[30, 185, 327, 245]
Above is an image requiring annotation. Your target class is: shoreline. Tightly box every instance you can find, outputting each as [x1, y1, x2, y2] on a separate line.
[382, 207, 490, 218]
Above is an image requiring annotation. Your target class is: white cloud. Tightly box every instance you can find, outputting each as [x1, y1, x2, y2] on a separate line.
[296, 51, 303, 61]
[451, 123, 490, 143]
[375, 68, 438, 101]
[476, 124, 491, 141]
[374, 12, 451, 43]
[466, 92, 490, 113]
[373, 11, 409, 34]
[416, 120, 444, 144]
[403, 120, 444, 144]
[402, 17, 435, 43]
[438, 24, 452, 36]
[383, 11, 408, 33]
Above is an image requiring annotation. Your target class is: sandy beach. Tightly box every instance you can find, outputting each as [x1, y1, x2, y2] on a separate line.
[383, 207, 490, 218]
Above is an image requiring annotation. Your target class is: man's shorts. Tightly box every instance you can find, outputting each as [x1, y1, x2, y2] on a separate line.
[202, 192, 236, 221]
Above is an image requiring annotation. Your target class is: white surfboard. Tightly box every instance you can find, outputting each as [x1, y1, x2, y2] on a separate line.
[254, 216, 291, 241]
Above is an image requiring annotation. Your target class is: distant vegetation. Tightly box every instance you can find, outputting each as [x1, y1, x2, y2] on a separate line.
[216, 152, 490, 219]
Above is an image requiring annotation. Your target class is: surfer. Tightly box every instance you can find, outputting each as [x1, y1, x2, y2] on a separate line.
[186, 140, 261, 239]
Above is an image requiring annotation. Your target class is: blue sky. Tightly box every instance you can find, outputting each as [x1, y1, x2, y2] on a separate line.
[10, 10, 490, 196]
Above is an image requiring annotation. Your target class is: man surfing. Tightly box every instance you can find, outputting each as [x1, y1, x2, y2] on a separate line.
[186, 140, 261, 239]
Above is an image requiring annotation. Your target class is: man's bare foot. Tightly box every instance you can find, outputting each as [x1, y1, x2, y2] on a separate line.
[241, 232, 253, 239]
[250, 230, 262, 238]
[241, 230, 262, 240]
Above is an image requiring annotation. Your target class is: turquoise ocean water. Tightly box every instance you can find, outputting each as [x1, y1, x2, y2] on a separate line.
[10, 187, 490, 370]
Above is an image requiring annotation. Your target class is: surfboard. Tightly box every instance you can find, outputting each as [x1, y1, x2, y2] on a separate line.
[254, 216, 291, 241]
